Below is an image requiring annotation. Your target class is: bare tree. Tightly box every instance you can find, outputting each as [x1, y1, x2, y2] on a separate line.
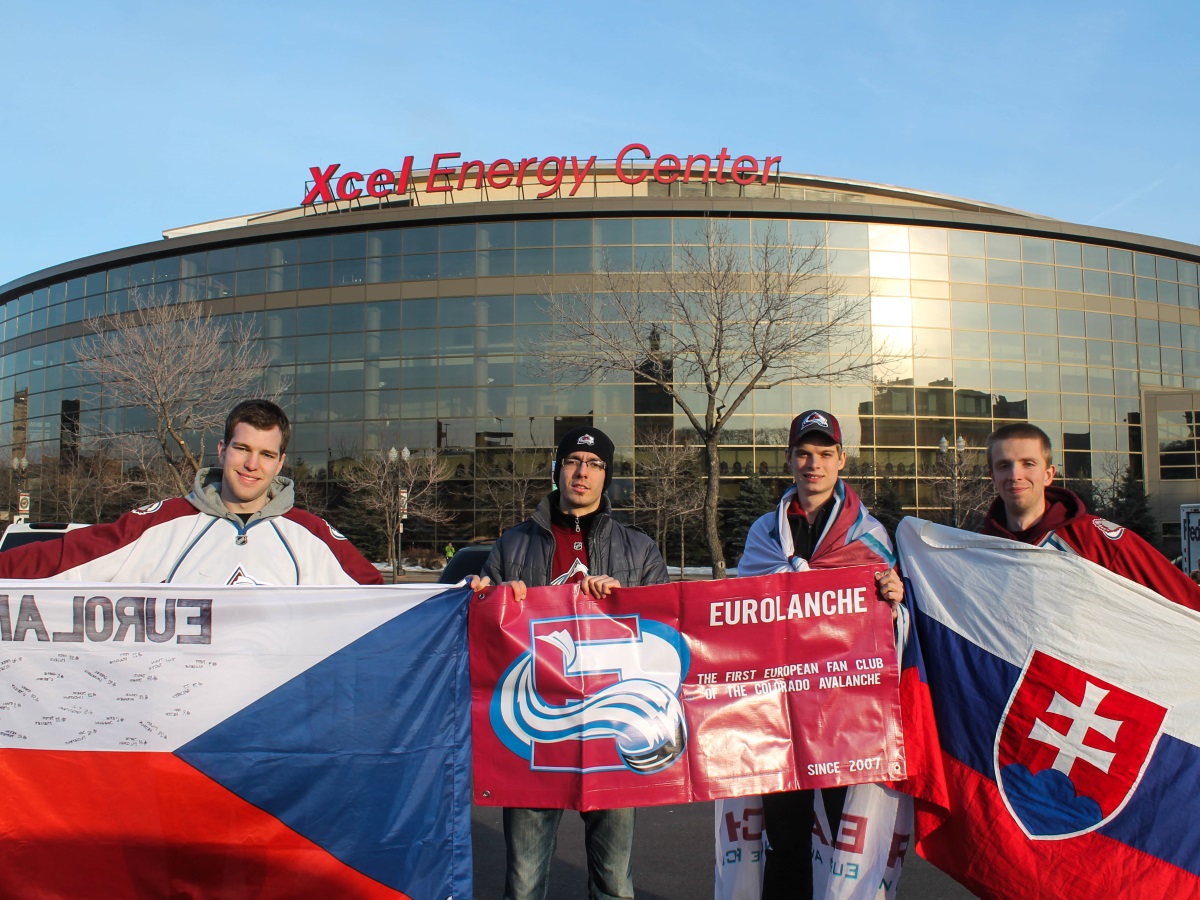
[474, 450, 552, 538]
[36, 452, 131, 524]
[630, 429, 706, 577]
[534, 222, 897, 577]
[341, 445, 455, 580]
[74, 289, 279, 498]
[919, 442, 993, 530]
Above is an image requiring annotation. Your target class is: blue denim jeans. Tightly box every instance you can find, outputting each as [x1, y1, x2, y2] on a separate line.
[503, 806, 636, 900]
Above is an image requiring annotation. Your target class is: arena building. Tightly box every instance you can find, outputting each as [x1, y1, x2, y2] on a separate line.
[2, 144, 1197, 553]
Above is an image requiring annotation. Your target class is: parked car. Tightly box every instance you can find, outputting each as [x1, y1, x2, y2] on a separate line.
[437, 543, 494, 584]
[0, 521, 89, 552]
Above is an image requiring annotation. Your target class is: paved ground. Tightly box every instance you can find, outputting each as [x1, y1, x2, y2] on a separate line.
[471, 800, 975, 898]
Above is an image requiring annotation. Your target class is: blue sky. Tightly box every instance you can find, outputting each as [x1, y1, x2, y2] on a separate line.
[2, 0, 1197, 287]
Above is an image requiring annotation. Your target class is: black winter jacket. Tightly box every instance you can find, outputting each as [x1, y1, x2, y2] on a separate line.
[482, 492, 669, 588]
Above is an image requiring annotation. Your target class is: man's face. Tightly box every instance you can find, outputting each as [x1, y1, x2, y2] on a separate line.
[788, 437, 846, 506]
[990, 437, 1055, 522]
[216, 422, 286, 514]
[557, 450, 606, 516]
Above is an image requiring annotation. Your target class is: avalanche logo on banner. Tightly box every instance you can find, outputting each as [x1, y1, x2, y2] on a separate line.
[491, 614, 688, 775]
[472, 569, 906, 813]
[0, 581, 472, 900]
[995, 650, 1168, 839]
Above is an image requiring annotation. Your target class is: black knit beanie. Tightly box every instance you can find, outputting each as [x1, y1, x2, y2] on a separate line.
[555, 426, 615, 491]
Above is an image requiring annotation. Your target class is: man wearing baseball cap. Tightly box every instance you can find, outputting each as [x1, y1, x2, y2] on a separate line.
[739, 409, 905, 899]
[470, 425, 668, 900]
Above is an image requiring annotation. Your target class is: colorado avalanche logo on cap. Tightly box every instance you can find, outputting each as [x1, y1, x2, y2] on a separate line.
[802, 412, 829, 429]
[995, 649, 1167, 840]
[576, 434, 596, 446]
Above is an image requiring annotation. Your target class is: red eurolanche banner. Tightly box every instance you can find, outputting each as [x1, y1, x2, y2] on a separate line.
[470, 567, 905, 811]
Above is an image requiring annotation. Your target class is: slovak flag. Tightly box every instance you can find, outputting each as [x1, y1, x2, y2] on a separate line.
[0, 581, 472, 899]
[895, 518, 1200, 898]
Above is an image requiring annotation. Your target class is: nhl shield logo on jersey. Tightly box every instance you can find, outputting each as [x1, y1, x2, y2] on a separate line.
[995, 650, 1167, 839]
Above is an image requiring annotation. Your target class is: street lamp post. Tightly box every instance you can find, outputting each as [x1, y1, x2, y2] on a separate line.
[387, 446, 411, 581]
[938, 435, 966, 528]
[11, 456, 28, 522]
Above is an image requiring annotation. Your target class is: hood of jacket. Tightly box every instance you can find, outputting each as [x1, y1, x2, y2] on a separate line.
[187, 466, 295, 526]
[981, 484, 1088, 544]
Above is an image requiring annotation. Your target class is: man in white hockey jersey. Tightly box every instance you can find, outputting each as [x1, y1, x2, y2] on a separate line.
[0, 399, 381, 586]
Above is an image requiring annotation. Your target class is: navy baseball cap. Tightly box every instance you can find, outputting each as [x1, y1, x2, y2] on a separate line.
[789, 409, 842, 445]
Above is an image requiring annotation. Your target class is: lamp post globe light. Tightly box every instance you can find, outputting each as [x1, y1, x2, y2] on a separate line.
[938, 436, 967, 528]
[387, 446, 411, 581]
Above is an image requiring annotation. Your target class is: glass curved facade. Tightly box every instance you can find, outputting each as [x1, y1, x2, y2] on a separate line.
[3, 185, 1199, 548]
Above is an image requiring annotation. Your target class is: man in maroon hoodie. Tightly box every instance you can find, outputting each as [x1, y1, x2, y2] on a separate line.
[981, 422, 1200, 611]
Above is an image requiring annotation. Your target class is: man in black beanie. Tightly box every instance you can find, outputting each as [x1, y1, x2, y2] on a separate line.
[470, 424, 668, 900]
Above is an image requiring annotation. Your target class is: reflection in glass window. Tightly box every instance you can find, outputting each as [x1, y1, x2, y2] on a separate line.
[1084, 312, 1111, 339]
[828, 250, 868, 276]
[440, 252, 476, 279]
[596, 219, 632, 245]
[367, 230, 403, 257]
[402, 255, 438, 281]
[297, 306, 331, 335]
[868, 224, 908, 252]
[1087, 340, 1113, 366]
[949, 257, 985, 283]
[827, 222, 868, 249]
[1109, 249, 1133, 274]
[298, 262, 331, 290]
[634, 218, 672, 244]
[478, 221, 514, 250]
[986, 234, 1020, 260]
[440, 224, 476, 252]
[404, 227, 438, 254]
[478, 249, 514, 277]
[869, 251, 909, 279]
[1054, 241, 1082, 266]
[1026, 335, 1058, 363]
[1057, 309, 1083, 337]
[1022, 263, 1054, 289]
[596, 246, 632, 272]
[332, 259, 366, 285]
[1056, 267, 1083, 292]
[516, 248, 553, 275]
[948, 231, 984, 257]
[1135, 277, 1157, 301]
[1060, 339, 1087, 365]
[1021, 237, 1053, 263]
[910, 254, 948, 281]
[1110, 273, 1134, 298]
[1082, 245, 1108, 270]
[555, 247, 592, 273]
[989, 304, 1024, 333]
[909, 227, 947, 254]
[517, 221, 554, 247]
[987, 259, 1021, 286]
[236, 269, 266, 294]
[951, 301, 988, 330]
[991, 332, 1024, 360]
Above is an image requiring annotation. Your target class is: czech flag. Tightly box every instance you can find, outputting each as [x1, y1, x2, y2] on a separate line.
[0, 582, 472, 899]
[895, 518, 1200, 898]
